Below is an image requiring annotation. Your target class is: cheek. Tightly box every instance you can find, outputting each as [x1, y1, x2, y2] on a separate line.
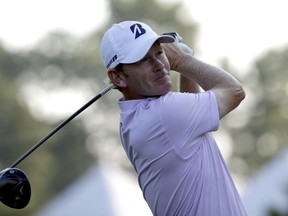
[125, 72, 146, 88]
[162, 55, 171, 71]
[127, 67, 150, 83]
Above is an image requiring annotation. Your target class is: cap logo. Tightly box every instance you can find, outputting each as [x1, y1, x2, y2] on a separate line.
[106, 54, 117, 69]
[130, 23, 146, 39]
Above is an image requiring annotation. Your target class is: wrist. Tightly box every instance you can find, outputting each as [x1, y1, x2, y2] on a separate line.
[171, 54, 192, 72]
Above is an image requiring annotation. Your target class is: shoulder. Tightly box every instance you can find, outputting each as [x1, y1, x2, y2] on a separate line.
[160, 91, 216, 105]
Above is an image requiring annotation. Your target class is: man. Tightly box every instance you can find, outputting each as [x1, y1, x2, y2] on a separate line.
[100, 20, 247, 216]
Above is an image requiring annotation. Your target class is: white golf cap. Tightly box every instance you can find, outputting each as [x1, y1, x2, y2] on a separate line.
[101, 21, 175, 69]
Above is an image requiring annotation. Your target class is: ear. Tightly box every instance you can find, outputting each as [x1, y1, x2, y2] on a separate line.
[107, 69, 127, 88]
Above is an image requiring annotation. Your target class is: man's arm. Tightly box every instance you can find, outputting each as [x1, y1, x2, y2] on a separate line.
[179, 74, 200, 93]
[163, 43, 245, 119]
[176, 44, 200, 93]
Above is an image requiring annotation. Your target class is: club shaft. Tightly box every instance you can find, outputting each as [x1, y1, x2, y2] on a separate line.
[10, 84, 115, 168]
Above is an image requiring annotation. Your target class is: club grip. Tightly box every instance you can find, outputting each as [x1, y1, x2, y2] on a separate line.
[162, 32, 194, 56]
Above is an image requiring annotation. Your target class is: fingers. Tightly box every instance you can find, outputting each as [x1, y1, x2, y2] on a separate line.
[162, 43, 187, 71]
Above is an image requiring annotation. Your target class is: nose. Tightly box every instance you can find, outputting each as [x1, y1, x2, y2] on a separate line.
[152, 57, 165, 71]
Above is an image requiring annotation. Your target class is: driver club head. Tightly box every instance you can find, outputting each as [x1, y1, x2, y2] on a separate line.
[0, 168, 31, 209]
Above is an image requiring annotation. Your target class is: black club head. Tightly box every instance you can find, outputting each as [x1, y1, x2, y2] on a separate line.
[0, 168, 31, 209]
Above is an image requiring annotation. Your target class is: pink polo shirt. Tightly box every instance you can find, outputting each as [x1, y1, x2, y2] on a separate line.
[119, 91, 247, 216]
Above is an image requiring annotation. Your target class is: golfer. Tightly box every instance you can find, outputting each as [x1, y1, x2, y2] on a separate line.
[101, 20, 247, 216]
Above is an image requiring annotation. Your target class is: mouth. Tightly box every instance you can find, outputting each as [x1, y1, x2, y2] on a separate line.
[155, 73, 170, 82]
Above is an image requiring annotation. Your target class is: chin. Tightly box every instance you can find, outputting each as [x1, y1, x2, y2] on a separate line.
[158, 84, 172, 95]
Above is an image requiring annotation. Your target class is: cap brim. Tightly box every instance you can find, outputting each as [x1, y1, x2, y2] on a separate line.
[121, 35, 175, 64]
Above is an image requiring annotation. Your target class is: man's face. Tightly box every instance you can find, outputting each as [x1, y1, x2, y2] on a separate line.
[121, 42, 172, 99]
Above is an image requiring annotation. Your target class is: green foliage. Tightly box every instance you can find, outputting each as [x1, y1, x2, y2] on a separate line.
[269, 208, 288, 216]
[0, 42, 95, 215]
[224, 45, 288, 178]
[0, 44, 29, 80]
[0, 75, 47, 169]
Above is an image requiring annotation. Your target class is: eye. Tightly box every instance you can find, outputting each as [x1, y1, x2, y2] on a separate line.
[138, 57, 150, 63]
[156, 50, 164, 56]
[142, 57, 149, 62]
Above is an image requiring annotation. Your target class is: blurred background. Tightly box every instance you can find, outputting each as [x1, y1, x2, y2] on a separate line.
[1, 0, 288, 215]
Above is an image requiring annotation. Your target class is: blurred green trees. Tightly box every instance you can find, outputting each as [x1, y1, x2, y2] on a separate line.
[223, 46, 288, 181]
[0, 43, 96, 215]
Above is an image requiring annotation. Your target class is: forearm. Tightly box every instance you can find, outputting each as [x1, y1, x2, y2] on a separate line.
[179, 74, 200, 93]
[164, 43, 241, 91]
[175, 54, 242, 92]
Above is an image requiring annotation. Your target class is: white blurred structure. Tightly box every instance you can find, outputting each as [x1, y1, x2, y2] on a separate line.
[242, 149, 288, 216]
[34, 163, 152, 216]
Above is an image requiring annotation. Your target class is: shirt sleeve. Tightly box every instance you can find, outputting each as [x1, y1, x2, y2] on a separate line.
[160, 91, 219, 157]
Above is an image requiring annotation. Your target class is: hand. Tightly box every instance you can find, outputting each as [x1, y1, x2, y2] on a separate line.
[162, 43, 187, 71]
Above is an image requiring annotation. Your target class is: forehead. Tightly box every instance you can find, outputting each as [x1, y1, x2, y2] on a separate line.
[145, 41, 162, 54]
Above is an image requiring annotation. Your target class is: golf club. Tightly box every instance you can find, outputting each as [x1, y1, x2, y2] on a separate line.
[0, 83, 114, 209]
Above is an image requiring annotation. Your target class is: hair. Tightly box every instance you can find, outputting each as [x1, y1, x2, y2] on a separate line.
[115, 63, 123, 72]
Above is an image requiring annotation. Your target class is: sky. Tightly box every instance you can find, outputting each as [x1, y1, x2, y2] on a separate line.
[0, 0, 108, 47]
[1, 0, 288, 72]
[183, 0, 288, 71]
